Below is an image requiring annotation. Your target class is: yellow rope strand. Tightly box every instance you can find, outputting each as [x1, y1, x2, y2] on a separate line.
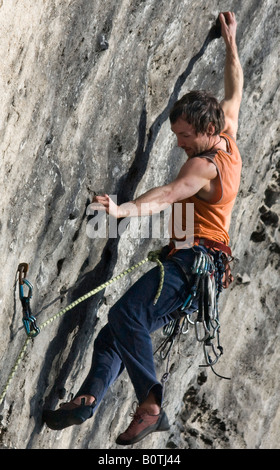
[0, 337, 31, 405]
[0, 252, 165, 405]
[39, 257, 150, 331]
[147, 251, 165, 305]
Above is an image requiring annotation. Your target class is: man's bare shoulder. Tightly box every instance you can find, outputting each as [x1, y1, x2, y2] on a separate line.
[177, 154, 217, 181]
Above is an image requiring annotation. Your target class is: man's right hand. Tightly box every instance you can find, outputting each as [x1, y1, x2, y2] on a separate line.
[88, 194, 121, 218]
[219, 11, 237, 48]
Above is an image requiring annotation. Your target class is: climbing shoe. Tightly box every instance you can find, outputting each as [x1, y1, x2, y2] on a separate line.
[116, 406, 170, 445]
[43, 398, 95, 431]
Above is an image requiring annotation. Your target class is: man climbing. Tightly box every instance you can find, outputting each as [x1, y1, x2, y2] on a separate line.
[43, 12, 243, 445]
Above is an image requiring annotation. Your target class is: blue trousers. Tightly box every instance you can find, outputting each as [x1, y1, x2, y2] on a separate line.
[77, 246, 207, 408]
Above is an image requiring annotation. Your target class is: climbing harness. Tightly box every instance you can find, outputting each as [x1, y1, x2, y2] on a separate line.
[156, 248, 232, 382]
[18, 263, 40, 338]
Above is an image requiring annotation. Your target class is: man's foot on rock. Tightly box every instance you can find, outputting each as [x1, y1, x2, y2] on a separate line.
[43, 395, 96, 431]
[116, 405, 170, 445]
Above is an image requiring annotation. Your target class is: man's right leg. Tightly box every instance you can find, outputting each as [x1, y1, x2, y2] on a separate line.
[43, 323, 124, 430]
[76, 323, 125, 405]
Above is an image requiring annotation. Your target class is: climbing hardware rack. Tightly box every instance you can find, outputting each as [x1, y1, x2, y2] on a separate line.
[18, 263, 40, 338]
[156, 250, 231, 380]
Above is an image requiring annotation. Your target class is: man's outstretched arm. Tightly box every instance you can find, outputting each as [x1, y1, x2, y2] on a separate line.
[90, 156, 214, 218]
[219, 11, 244, 140]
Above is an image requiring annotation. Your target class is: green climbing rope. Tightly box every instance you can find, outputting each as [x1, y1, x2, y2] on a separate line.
[0, 251, 165, 406]
[40, 256, 151, 330]
[147, 250, 165, 304]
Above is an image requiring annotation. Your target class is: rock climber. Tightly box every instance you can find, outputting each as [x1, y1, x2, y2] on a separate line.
[43, 11, 243, 445]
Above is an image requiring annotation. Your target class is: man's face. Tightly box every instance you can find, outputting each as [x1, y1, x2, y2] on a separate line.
[171, 118, 210, 157]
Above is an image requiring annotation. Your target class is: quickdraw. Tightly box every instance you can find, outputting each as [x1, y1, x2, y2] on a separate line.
[157, 249, 231, 380]
[18, 263, 40, 338]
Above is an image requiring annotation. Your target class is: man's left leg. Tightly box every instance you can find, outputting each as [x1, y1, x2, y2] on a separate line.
[108, 254, 191, 444]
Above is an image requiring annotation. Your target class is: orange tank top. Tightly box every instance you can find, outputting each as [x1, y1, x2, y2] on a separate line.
[170, 133, 242, 246]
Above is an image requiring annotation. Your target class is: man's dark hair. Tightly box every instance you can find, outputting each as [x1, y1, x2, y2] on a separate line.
[169, 90, 225, 135]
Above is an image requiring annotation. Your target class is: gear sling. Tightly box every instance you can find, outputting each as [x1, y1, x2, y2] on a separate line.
[156, 240, 233, 380]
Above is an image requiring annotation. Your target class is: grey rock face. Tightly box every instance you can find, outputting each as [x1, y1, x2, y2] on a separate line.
[0, 0, 279, 449]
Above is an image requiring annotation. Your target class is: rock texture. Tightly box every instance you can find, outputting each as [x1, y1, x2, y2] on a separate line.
[0, 0, 279, 450]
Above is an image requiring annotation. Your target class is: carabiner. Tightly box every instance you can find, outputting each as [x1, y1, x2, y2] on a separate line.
[194, 318, 210, 342]
[192, 252, 202, 274]
[162, 320, 177, 337]
[202, 340, 221, 366]
[19, 277, 33, 303]
[180, 317, 189, 334]
[22, 315, 40, 337]
[160, 337, 174, 360]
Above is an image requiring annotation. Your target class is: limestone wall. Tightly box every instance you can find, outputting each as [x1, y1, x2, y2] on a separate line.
[0, 0, 279, 449]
